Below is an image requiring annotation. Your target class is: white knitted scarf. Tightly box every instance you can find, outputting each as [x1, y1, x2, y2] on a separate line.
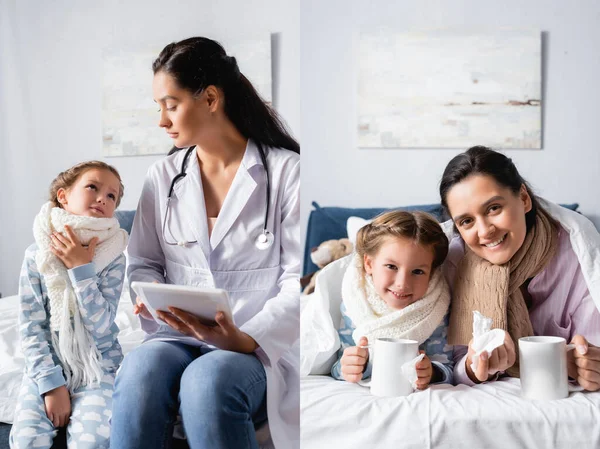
[342, 253, 450, 345]
[33, 202, 128, 391]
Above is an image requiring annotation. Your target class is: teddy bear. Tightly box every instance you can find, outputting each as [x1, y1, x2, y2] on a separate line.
[301, 238, 353, 295]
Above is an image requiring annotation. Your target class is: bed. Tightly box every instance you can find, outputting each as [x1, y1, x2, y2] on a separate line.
[300, 201, 600, 449]
[301, 375, 600, 449]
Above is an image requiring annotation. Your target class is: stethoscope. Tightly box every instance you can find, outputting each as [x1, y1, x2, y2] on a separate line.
[161, 143, 274, 250]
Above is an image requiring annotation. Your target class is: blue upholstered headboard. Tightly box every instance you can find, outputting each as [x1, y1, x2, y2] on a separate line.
[302, 201, 580, 276]
[115, 210, 136, 235]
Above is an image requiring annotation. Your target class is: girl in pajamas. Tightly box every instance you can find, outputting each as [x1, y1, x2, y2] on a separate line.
[10, 161, 128, 449]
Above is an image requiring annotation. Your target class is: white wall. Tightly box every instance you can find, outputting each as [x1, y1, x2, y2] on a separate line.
[300, 0, 600, 245]
[0, 0, 300, 296]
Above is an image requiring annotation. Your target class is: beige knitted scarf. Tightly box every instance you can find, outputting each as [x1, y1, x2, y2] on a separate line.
[448, 208, 558, 377]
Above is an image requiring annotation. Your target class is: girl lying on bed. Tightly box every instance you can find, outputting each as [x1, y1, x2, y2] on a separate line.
[331, 210, 454, 388]
[10, 161, 128, 449]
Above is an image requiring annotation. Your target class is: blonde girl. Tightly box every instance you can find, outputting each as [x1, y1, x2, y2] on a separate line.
[10, 161, 127, 449]
[332, 211, 453, 389]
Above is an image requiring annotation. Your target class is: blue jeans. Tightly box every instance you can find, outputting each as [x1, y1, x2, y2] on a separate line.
[110, 340, 267, 449]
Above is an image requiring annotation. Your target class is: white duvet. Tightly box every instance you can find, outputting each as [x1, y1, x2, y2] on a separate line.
[301, 375, 600, 449]
[300, 201, 600, 449]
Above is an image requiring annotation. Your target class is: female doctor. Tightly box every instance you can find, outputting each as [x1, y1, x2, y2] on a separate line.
[110, 37, 300, 449]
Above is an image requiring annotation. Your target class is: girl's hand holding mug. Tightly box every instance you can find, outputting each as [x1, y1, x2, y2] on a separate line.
[341, 336, 370, 383]
[415, 351, 433, 390]
[44, 385, 71, 428]
[466, 332, 516, 383]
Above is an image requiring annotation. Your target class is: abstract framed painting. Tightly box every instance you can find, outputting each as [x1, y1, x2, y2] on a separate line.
[357, 29, 541, 149]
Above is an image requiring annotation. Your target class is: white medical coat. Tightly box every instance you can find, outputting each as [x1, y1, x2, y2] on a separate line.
[127, 140, 300, 449]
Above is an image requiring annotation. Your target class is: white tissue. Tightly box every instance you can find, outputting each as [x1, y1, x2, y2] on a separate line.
[470, 311, 506, 373]
[472, 311, 493, 338]
[401, 353, 426, 389]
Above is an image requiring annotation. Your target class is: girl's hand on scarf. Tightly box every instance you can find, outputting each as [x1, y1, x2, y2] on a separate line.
[50, 225, 98, 269]
[341, 336, 369, 383]
[568, 335, 600, 391]
[466, 332, 516, 383]
[43, 385, 71, 428]
[158, 308, 259, 354]
[416, 351, 432, 389]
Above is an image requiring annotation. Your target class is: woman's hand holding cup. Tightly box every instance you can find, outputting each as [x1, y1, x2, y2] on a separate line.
[568, 334, 600, 391]
[341, 336, 369, 383]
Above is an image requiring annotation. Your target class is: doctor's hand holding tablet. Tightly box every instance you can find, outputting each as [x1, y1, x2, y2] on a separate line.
[131, 281, 259, 353]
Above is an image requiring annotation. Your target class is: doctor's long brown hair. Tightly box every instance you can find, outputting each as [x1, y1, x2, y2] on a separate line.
[153, 37, 299, 156]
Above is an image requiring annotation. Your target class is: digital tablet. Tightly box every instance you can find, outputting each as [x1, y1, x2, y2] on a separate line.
[130, 281, 232, 327]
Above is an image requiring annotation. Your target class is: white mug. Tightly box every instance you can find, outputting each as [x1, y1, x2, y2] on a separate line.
[360, 338, 420, 397]
[519, 336, 584, 400]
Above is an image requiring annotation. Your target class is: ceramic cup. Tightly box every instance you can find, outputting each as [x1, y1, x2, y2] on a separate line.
[519, 336, 584, 400]
[360, 338, 419, 397]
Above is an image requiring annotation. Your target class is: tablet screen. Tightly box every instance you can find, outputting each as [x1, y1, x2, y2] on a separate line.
[131, 282, 232, 327]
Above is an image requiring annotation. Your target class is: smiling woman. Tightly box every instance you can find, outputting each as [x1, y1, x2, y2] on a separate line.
[439, 146, 600, 390]
[444, 172, 534, 266]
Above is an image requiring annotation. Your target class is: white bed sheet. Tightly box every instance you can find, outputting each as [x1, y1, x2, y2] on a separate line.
[0, 291, 145, 423]
[301, 375, 600, 449]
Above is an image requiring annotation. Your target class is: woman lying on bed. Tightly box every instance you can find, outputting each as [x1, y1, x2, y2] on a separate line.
[439, 146, 600, 390]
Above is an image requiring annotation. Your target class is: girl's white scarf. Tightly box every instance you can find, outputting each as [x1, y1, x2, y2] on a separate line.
[33, 202, 128, 392]
[342, 253, 450, 345]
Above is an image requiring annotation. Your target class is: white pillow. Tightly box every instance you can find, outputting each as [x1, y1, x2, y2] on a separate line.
[346, 216, 372, 246]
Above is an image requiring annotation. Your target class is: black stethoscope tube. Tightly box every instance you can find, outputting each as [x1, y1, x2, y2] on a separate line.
[162, 143, 273, 249]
